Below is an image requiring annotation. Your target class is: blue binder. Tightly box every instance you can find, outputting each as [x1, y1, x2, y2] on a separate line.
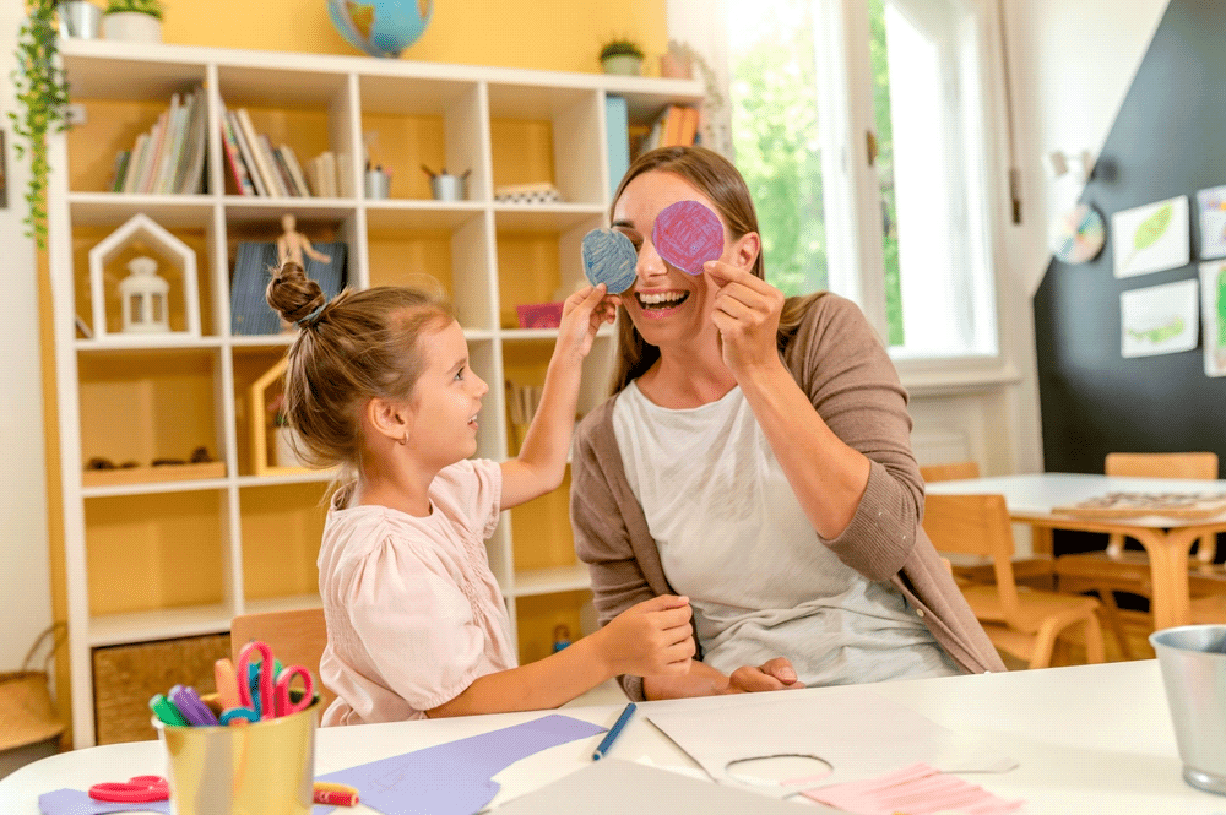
[229, 241, 347, 335]
[605, 96, 630, 200]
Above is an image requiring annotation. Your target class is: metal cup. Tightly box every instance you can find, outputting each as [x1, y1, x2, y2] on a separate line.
[155, 696, 318, 814]
[59, 1, 102, 39]
[1151, 625, 1226, 794]
[364, 169, 390, 200]
[429, 173, 466, 202]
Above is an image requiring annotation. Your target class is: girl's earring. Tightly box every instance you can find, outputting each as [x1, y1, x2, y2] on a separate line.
[398, 435, 409, 446]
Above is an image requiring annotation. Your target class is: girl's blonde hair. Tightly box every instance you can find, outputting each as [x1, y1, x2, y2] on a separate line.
[265, 261, 453, 470]
[609, 146, 824, 393]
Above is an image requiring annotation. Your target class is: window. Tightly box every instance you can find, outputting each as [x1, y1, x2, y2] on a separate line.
[728, 0, 1002, 359]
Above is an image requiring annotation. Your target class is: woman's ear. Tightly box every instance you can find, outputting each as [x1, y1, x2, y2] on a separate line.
[365, 396, 410, 445]
[732, 231, 761, 271]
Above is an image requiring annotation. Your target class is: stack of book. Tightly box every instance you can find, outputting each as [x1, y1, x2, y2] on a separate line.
[110, 86, 210, 195]
[217, 103, 350, 198]
[637, 105, 700, 156]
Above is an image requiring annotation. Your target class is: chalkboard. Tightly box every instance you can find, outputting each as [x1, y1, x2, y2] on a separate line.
[1033, 0, 1226, 558]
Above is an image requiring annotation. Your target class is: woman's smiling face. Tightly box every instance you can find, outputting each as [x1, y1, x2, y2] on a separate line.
[612, 171, 740, 349]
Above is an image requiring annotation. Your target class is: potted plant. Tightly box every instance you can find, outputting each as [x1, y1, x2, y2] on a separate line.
[9, 0, 71, 249]
[599, 38, 645, 76]
[102, 0, 163, 43]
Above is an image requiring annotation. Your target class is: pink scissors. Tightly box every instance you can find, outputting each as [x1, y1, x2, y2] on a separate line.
[88, 775, 169, 803]
[236, 640, 314, 719]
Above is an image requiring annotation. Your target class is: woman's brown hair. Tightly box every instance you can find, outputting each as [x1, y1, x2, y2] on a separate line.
[265, 262, 452, 471]
[609, 146, 822, 393]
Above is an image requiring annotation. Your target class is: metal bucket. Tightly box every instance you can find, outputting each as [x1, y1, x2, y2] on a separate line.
[59, 1, 101, 39]
[1151, 625, 1226, 794]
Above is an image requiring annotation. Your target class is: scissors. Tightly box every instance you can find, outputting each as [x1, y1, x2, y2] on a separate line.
[236, 640, 315, 719]
[88, 776, 169, 803]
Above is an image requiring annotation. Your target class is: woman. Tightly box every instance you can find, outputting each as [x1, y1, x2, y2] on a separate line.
[570, 146, 1005, 702]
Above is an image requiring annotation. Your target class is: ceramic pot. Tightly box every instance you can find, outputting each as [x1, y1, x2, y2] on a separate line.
[601, 54, 643, 76]
[274, 426, 307, 469]
[102, 11, 162, 43]
[59, 1, 102, 39]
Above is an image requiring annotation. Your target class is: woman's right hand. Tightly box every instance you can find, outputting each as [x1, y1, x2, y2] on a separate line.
[723, 657, 805, 693]
[596, 595, 695, 678]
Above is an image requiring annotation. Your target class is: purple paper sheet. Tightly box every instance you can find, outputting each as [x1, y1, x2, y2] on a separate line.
[313, 714, 606, 815]
[38, 789, 169, 815]
[651, 200, 724, 275]
[581, 228, 638, 294]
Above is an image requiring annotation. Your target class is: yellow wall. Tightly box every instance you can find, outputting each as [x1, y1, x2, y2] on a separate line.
[44, 0, 666, 745]
[161, 0, 668, 74]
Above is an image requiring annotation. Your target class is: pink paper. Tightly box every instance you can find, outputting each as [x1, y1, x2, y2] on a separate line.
[651, 200, 724, 275]
[802, 762, 1024, 815]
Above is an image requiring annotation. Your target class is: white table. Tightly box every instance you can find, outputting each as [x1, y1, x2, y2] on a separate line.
[2, 660, 1221, 814]
[926, 473, 1226, 629]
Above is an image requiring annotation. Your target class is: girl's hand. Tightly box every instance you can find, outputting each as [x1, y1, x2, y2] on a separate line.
[597, 595, 695, 678]
[723, 657, 805, 694]
[704, 261, 786, 376]
[556, 284, 618, 361]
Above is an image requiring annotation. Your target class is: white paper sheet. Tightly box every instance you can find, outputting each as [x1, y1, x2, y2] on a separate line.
[1120, 277, 1199, 358]
[643, 687, 1017, 796]
[1112, 196, 1190, 278]
[492, 759, 846, 814]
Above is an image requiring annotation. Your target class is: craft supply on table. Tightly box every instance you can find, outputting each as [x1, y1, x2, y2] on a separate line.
[592, 702, 636, 760]
[802, 762, 1023, 815]
[581, 227, 638, 294]
[1054, 491, 1226, 519]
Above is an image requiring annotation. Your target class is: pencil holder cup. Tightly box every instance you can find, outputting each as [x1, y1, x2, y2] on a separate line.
[155, 694, 319, 815]
[1151, 625, 1226, 795]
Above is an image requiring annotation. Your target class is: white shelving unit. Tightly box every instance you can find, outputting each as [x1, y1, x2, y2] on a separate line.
[47, 38, 702, 747]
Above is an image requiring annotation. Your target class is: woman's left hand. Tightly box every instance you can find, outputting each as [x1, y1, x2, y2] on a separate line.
[705, 261, 785, 376]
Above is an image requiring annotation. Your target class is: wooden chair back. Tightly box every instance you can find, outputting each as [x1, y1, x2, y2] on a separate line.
[1104, 452, 1219, 560]
[1104, 452, 1218, 480]
[922, 493, 1025, 626]
[920, 461, 981, 483]
[230, 607, 333, 712]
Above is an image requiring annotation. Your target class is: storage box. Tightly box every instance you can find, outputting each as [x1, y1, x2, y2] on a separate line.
[93, 633, 230, 745]
[515, 302, 564, 329]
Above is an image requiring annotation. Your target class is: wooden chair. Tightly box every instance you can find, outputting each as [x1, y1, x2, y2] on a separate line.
[922, 492, 1105, 669]
[921, 461, 1054, 590]
[230, 607, 334, 712]
[1053, 452, 1219, 658]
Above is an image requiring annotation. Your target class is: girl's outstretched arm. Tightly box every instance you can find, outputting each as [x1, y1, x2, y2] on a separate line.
[426, 594, 693, 717]
[500, 284, 617, 510]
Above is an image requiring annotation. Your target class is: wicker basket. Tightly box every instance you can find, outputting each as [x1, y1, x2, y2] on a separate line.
[93, 633, 231, 745]
[0, 624, 66, 753]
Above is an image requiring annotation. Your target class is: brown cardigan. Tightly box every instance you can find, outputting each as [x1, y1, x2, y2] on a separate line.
[570, 293, 1006, 700]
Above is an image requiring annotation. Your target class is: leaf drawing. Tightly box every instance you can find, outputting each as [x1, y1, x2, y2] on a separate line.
[1133, 203, 1173, 252]
[1126, 316, 1185, 344]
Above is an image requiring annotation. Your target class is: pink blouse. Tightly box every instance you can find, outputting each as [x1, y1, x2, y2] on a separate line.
[317, 459, 515, 725]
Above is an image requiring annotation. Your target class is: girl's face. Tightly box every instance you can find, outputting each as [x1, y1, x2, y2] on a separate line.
[611, 171, 755, 351]
[404, 319, 488, 467]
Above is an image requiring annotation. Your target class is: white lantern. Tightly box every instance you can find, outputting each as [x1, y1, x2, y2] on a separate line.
[118, 255, 170, 333]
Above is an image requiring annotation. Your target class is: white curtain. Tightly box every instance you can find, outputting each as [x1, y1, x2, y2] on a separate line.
[667, 0, 735, 158]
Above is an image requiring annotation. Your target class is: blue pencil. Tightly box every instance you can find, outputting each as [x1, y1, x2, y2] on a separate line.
[592, 702, 636, 761]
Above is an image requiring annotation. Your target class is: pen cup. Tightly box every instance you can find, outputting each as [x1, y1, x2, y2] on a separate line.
[155, 693, 319, 815]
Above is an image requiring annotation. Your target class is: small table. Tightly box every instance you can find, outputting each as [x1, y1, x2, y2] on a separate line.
[926, 473, 1226, 630]
[0, 661, 1217, 815]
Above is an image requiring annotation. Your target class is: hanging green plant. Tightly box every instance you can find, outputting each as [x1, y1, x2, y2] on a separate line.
[10, 0, 71, 249]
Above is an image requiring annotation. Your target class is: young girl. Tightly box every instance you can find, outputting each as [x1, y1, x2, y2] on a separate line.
[266, 262, 694, 725]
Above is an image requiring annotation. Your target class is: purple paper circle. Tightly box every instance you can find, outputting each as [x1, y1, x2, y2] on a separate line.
[581, 228, 638, 294]
[651, 200, 725, 275]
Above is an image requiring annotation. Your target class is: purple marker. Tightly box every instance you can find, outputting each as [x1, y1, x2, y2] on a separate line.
[652, 200, 724, 275]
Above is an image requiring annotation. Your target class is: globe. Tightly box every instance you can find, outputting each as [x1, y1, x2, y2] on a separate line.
[327, 0, 433, 59]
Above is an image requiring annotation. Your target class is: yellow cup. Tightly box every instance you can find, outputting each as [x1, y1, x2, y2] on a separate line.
[155, 696, 318, 815]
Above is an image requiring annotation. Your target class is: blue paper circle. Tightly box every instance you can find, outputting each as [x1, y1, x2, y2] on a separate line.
[581, 228, 638, 294]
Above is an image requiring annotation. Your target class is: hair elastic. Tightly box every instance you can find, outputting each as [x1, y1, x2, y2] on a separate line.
[296, 303, 327, 327]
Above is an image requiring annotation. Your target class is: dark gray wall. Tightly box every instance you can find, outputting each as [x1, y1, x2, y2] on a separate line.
[1033, 0, 1226, 556]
